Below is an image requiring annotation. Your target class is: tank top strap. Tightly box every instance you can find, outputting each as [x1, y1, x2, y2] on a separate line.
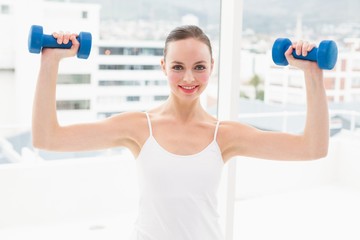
[213, 121, 221, 141]
[144, 112, 153, 136]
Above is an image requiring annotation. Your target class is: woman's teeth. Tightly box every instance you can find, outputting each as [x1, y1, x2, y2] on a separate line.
[181, 86, 196, 89]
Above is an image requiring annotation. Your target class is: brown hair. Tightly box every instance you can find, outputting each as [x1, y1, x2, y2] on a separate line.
[163, 25, 213, 60]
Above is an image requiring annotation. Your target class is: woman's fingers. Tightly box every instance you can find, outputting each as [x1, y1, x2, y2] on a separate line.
[56, 31, 64, 44]
[52, 31, 75, 45]
[295, 40, 302, 56]
[290, 40, 316, 57]
[302, 41, 310, 56]
[63, 31, 71, 44]
[70, 34, 80, 50]
[47, 31, 79, 58]
[284, 39, 321, 71]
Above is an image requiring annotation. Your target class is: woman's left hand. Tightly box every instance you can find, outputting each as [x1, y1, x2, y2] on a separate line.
[284, 40, 323, 80]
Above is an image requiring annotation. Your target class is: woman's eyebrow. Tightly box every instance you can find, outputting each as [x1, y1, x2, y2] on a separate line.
[170, 60, 207, 65]
[170, 61, 184, 64]
[193, 60, 207, 64]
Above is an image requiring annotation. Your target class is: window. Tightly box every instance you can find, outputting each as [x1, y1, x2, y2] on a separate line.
[352, 77, 360, 88]
[124, 47, 163, 56]
[145, 80, 168, 86]
[124, 47, 140, 55]
[97, 96, 122, 104]
[268, 75, 283, 86]
[288, 76, 303, 88]
[99, 64, 161, 70]
[99, 47, 124, 55]
[353, 59, 360, 71]
[99, 47, 163, 56]
[352, 94, 360, 101]
[154, 95, 168, 101]
[97, 112, 120, 119]
[142, 48, 163, 56]
[56, 100, 90, 110]
[1, 4, 10, 14]
[0, 68, 14, 73]
[82, 11, 88, 19]
[57, 74, 91, 84]
[126, 96, 140, 102]
[98, 80, 141, 86]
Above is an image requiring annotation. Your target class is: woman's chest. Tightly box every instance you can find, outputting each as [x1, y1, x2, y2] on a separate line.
[152, 124, 216, 155]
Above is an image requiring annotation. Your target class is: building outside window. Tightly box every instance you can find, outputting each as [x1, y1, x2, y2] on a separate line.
[57, 74, 91, 84]
[0, 4, 10, 14]
[56, 100, 91, 110]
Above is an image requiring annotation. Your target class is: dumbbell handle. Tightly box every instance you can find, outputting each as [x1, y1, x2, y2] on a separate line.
[291, 47, 318, 62]
[41, 34, 75, 49]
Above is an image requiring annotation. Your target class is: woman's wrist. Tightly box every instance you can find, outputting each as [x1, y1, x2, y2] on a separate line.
[40, 52, 62, 66]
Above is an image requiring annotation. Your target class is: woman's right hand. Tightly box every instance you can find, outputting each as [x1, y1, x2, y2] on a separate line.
[41, 31, 80, 61]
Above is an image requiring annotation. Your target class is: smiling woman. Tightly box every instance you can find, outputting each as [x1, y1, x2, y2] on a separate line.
[31, 24, 226, 240]
[161, 26, 214, 100]
[30, 15, 331, 239]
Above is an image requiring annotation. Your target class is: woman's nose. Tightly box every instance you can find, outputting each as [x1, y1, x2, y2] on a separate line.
[183, 70, 195, 83]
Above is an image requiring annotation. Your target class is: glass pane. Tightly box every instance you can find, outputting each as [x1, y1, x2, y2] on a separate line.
[0, 0, 221, 161]
[57, 74, 91, 84]
[0, 1, 221, 238]
[239, 0, 360, 133]
[233, 1, 360, 239]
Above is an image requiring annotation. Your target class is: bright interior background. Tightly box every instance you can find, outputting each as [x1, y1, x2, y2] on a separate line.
[0, 0, 359, 240]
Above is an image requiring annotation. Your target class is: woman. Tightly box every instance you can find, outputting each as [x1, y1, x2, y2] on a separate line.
[32, 25, 329, 240]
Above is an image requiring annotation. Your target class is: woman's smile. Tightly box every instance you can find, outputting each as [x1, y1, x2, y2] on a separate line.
[178, 85, 200, 94]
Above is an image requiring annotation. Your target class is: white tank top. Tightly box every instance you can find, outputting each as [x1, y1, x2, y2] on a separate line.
[130, 112, 225, 240]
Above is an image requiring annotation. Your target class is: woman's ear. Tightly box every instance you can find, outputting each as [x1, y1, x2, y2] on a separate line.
[210, 58, 214, 73]
[160, 58, 167, 76]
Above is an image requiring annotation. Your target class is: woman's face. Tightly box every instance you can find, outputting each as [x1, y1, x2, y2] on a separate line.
[161, 38, 214, 101]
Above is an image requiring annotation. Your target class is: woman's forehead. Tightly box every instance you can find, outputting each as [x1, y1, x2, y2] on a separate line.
[166, 39, 212, 61]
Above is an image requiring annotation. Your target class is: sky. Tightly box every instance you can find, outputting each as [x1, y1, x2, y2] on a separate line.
[69, 0, 360, 34]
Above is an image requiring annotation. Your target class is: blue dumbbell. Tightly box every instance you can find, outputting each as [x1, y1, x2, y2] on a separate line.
[272, 38, 338, 70]
[28, 25, 92, 59]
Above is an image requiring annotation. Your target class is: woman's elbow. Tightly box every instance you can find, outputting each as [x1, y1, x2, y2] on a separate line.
[32, 137, 48, 150]
[32, 134, 54, 150]
[32, 126, 60, 150]
[307, 146, 328, 160]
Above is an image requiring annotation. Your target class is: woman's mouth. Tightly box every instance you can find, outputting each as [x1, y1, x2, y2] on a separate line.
[178, 85, 199, 94]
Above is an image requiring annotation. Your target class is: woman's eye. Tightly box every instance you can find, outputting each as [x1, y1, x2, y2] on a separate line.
[195, 65, 206, 71]
[172, 65, 183, 71]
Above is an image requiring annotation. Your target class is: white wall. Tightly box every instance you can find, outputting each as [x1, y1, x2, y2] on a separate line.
[0, 151, 138, 228]
[0, 71, 16, 125]
[0, 133, 359, 230]
[332, 131, 360, 189]
[234, 131, 359, 200]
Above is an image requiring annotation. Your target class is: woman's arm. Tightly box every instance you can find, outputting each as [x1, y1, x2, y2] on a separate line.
[219, 40, 329, 161]
[296, 41, 329, 159]
[32, 33, 143, 152]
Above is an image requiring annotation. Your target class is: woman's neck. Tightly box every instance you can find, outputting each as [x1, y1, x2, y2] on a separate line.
[160, 95, 207, 123]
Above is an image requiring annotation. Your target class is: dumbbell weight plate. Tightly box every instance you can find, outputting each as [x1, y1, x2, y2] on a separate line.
[28, 25, 44, 54]
[272, 38, 292, 66]
[77, 31, 92, 59]
[318, 40, 338, 70]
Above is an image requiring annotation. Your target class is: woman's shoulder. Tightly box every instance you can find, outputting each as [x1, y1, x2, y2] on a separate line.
[106, 111, 148, 135]
[218, 120, 238, 129]
[218, 119, 249, 127]
[216, 120, 256, 161]
[217, 120, 253, 139]
[109, 111, 147, 122]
